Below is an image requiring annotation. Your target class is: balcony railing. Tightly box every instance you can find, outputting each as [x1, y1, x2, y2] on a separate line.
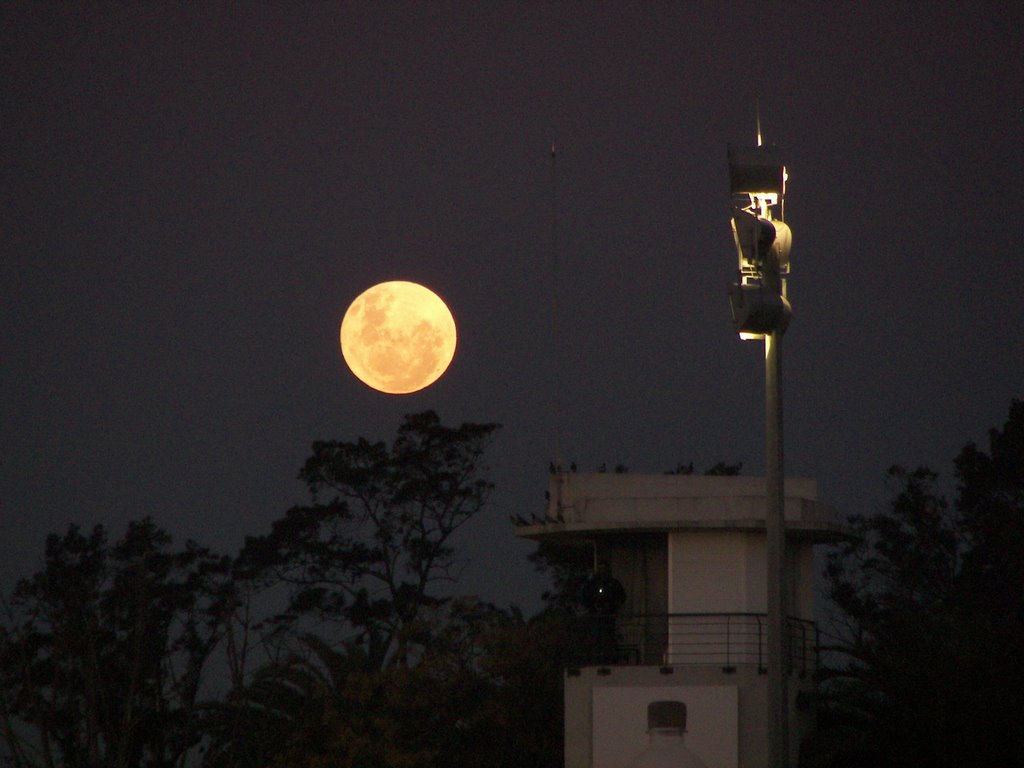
[567, 612, 818, 676]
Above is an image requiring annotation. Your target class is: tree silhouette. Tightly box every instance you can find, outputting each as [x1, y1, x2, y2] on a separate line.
[199, 412, 523, 765]
[237, 411, 500, 670]
[0, 519, 230, 768]
[808, 399, 1024, 767]
[201, 598, 567, 768]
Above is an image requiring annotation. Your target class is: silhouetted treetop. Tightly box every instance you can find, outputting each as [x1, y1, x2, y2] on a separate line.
[237, 411, 500, 668]
[808, 399, 1024, 768]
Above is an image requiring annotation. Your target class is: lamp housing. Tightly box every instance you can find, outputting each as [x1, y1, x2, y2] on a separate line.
[728, 144, 785, 197]
[732, 209, 792, 276]
[728, 282, 791, 339]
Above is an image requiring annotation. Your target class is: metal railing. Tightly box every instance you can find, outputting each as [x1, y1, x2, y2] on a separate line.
[567, 612, 818, 675]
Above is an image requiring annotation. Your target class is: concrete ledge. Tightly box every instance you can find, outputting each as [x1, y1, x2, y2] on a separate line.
[515, 473, 854, 542]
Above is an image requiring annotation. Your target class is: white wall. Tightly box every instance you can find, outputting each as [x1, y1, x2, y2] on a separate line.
[592, 685, 737, 768]
[669, 530, 814, 619]
[669, 531, 746, 613]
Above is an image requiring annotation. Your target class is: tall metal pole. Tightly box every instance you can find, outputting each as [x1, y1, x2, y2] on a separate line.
[765, 277, 790, 768]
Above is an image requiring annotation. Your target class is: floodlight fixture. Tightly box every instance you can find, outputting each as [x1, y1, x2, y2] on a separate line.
[729, 144, 786, 196]
[727, 141, 791, 340]
[732, 208, 792, 275]
[728, 282, 792, 338]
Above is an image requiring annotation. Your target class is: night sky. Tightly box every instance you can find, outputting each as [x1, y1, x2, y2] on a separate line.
[3, 3, 1022, 611]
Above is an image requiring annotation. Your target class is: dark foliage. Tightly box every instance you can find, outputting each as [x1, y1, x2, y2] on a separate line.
[808, 399, 1024, 767]
[202, 600, 566, 768]
[0, 519, 231, 768]
[199, 411, 569, 767]
[236, 410, 499, 669]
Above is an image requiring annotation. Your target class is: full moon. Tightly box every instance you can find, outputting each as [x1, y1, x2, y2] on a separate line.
[340, 281, 457, 394]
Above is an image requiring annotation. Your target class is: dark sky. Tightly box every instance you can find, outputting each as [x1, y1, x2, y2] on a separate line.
[3, 2, 1022, 610]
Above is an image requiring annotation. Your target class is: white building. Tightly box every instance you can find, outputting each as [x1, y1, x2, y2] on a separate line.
[515, 473, 852, 768]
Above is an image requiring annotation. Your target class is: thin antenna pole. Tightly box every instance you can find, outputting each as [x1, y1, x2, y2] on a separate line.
[756, 98, 763, 147]
[550, 142, 563, 473]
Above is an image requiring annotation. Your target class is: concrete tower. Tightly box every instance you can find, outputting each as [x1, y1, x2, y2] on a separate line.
[515, 472, 851, 768]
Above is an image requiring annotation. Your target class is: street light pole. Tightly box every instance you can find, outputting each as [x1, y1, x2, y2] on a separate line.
[765, 309, 789, 768]
[726, 135, 792, 768]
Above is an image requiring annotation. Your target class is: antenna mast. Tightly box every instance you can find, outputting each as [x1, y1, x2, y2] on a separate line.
[550, 142, 563, 474]
[756, 98, 763, 147]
